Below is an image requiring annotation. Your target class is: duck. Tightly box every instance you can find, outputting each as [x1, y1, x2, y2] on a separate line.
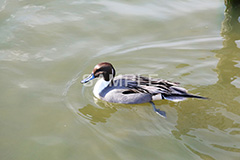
[81, 62, 207, 117]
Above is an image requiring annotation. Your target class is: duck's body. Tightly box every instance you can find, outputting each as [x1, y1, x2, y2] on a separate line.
[93, 75, 153, 104]
[81, 62, 207, 117]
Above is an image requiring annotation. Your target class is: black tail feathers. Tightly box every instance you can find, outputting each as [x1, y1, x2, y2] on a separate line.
[162, 93, 208, 101]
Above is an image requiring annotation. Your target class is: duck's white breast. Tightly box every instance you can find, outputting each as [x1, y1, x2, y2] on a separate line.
[93, 78, 110, 99]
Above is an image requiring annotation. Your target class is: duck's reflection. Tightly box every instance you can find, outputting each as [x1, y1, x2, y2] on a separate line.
[78, 98, 118, 125]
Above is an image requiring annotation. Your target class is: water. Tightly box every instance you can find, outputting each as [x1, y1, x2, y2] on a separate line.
[1, 0, 240, 159]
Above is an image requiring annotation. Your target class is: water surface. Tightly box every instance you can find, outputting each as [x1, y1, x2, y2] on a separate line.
[1, 0, 240, 160]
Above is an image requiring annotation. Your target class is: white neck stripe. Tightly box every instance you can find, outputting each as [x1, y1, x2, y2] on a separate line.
[93, 78, 111, 98]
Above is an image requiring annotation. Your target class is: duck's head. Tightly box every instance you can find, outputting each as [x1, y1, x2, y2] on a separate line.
[81, 62, 116, 83]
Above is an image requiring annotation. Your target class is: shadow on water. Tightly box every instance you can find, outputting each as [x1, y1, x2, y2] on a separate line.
[172, 1, 240, 158]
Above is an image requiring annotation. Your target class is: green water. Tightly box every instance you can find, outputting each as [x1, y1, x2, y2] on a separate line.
[1, 0, 240, 159]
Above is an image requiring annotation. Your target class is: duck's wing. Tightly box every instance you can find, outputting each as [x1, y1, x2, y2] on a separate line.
[118, 75, 180, 94]
[119, 75, 206, 101]
[112, 75, 153, 94]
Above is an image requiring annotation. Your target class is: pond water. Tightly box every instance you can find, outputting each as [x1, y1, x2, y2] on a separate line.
[1, 0, 240, 159]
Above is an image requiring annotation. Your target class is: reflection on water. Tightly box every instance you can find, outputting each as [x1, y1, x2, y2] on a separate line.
[171, 2, 240, 158]
[222, 0, 240, 41]
[78, 99, 117, 125]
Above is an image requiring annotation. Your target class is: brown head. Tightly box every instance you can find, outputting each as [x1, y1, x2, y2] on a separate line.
[81, 62, 116, 83]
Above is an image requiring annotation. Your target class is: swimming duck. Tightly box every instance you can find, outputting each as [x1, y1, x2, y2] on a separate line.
[81, 62, 207, 117]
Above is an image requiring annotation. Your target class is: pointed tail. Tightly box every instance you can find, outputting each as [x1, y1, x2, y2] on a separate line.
[162, 93, 208, 102]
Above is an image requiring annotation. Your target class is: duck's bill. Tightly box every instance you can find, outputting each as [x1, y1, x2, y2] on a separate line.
[81, 73, 95, 83]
